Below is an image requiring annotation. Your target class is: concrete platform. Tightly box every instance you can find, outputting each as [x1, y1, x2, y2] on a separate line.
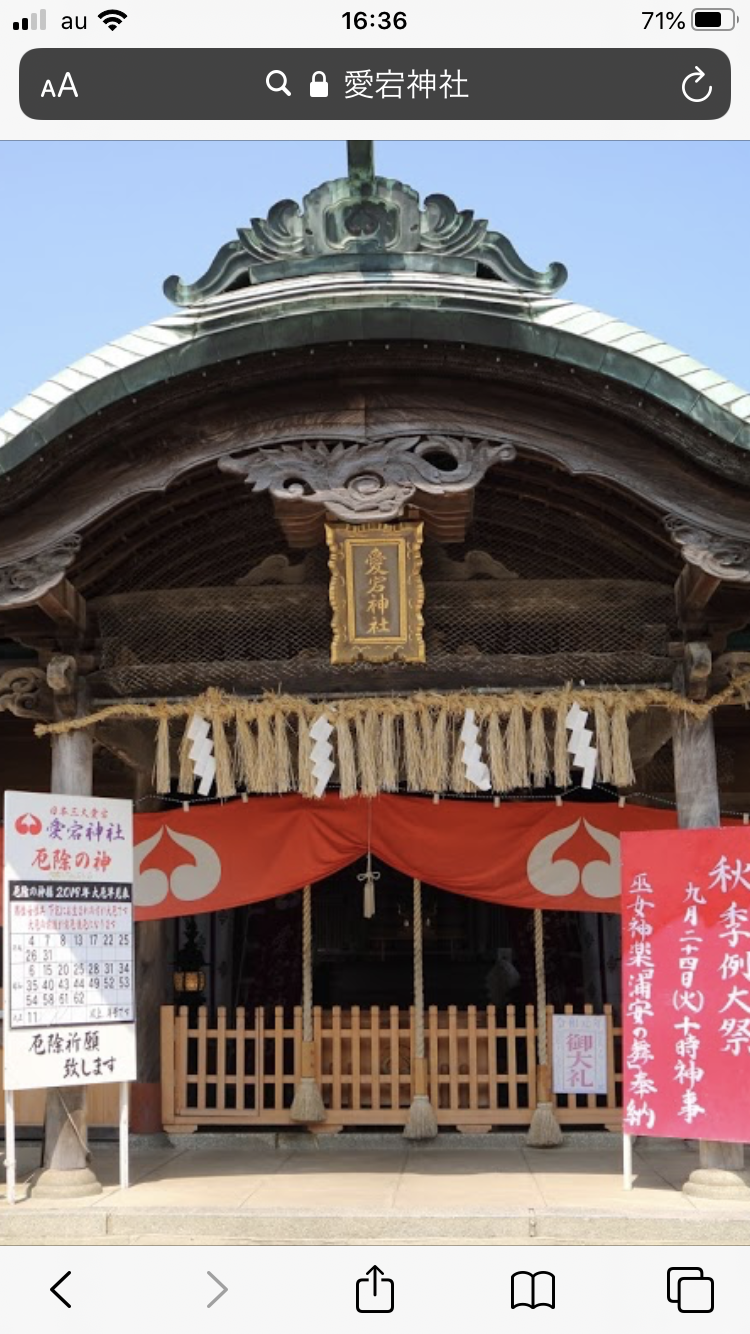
[2, 1134, 750, 1245]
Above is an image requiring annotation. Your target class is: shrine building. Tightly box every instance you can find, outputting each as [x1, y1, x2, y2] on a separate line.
[1, 140, 750, 1195]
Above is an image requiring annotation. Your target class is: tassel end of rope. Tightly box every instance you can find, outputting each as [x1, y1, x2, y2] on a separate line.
[289, 1040, 326, 1124]
[526, 1064, 563, 1148]
[526, 1100, 564, 1148]
[289, 1077, 326, 1125]
[404, 1058, 438, 1140]
[403, 1094, 439, 1140]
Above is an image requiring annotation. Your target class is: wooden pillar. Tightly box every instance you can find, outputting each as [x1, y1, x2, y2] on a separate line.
[33, 659, 102, 1198]
[673, 707, 750, 1199]
[132, 771, 170, 1133]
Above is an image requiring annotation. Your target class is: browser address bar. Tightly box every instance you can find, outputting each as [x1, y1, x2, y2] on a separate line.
[20, 48, 731, 120]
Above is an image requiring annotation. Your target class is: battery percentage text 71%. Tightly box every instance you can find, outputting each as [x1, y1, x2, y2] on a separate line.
[642, 11, 686, 26]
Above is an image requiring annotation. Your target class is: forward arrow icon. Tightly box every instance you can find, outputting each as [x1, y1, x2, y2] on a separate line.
[207, 1271, 228, 1308]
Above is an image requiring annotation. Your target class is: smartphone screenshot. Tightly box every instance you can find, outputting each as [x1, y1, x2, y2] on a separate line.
[0, 1, 749, 1326]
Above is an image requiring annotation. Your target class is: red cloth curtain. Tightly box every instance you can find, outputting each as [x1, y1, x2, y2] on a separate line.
[117, 794, 692, 920]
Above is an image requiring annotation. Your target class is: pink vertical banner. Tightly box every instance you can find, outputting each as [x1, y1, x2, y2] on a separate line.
[621, 828, 750, 1142]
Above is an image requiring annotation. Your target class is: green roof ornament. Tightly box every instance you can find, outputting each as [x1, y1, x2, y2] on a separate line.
[164, 140, 567, 306]
[347, 139, 375, 185]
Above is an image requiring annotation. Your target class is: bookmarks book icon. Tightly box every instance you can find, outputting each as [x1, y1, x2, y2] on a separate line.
[511, 1271, 556, 1310]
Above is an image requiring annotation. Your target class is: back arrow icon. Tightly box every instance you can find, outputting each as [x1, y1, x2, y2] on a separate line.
[682, 65, 712, 102]
[51, 1272, 72, 1308]
[207, 1271, 228, 1309]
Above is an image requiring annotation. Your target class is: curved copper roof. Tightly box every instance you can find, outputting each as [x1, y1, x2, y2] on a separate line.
[1, 273, 748, 477]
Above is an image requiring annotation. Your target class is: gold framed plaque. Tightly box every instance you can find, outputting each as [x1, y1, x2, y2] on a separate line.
[326, 520, 425, 664]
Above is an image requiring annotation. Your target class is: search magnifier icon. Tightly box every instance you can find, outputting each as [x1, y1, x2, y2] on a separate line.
[266, 69, 291, 96]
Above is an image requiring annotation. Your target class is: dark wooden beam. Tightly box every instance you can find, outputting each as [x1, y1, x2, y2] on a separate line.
[89, 653, 673, 701]
[95, 719, 158, 774]
[675, 562, 721, 633]
[628, 709, 673, 771]
[711, 650, 750, 690]
[682, 641, 712, 701]
[35, 578, 87, 638]
[0, 580, 87, 653]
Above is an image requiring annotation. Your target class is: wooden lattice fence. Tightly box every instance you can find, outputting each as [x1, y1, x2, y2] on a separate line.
[161, 1002, 622, 1132]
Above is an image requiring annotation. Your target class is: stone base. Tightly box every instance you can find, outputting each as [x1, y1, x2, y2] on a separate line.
[31, 1167, 103, 1200]
[683, 1168, 750, 1201]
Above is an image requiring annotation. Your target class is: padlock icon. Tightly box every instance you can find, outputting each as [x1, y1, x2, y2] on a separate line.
[309, 71, 329, 98]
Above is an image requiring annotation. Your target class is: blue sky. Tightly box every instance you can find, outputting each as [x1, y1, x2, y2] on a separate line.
[2, 139, 748, 409]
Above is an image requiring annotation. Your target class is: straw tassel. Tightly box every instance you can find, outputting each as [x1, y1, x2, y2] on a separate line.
[357, 710, 380, 798]
[178, 714, 196, 793]
[487, 712, 508, 792]
[153, 711, 171, 794]
[297, 711, 315, 798]
[274, 710, 293, 794]
[527, 908, 563, 1148]
[450, 718, 471, 792]
[234, 714, 258, 792]
[507, 701, 529, 789]
[429, 708, 450, 795]
[404, 879, 438, 1140]
[611, 701, 635, 788]
[530, 705, 549, 789]
[255, 712, 276, 793]
[403, 710, 425, 791]
[554, 698, 571, 789]
[336, 715, 358, 798]
[379, 712, 399, 792]
[211, 708, 235, 799]
[417, 707, 434, 792]
[290, 885, 326, 1125]
[593, 700, 613, 784]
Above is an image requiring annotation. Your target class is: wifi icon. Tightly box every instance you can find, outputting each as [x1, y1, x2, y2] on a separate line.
[98, 8, 127, 28]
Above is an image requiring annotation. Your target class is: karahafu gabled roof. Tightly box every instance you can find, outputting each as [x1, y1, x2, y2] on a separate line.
[1, 140, 748, 475]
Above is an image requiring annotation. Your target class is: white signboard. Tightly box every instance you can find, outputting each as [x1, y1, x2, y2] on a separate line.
[3, 791, 136, 1092]
[552, 1013, 607, 1095]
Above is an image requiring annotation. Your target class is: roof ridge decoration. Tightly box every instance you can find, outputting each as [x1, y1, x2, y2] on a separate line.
[164, 141, 567, 306]
[219, 434, 516, 524]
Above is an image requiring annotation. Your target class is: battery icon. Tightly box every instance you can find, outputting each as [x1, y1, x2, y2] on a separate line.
[692, 8, 736, 26]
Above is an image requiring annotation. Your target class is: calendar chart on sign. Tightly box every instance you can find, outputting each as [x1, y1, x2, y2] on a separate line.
[8, 883, 134, 1029]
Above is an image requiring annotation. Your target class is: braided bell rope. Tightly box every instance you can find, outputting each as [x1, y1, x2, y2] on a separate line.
[413, 879, 425, 1061]
[533, 907, 548, 1068]
[301, 884, 313, 1044]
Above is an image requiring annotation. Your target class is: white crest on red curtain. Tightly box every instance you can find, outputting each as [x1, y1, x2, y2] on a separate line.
[527, 819, 620, 900]
[579, 821, 620, 898]
[134, 825, 222, 906]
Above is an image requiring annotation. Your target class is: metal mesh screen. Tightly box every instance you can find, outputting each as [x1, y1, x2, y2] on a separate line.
[90, 577, 676, 698]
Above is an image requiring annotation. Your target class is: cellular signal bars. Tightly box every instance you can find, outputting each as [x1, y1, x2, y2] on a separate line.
[13, 9, 46, 28]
